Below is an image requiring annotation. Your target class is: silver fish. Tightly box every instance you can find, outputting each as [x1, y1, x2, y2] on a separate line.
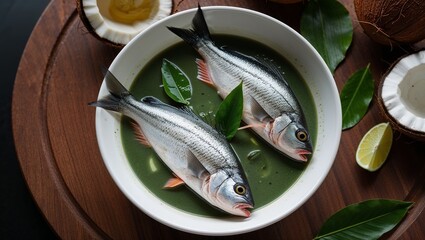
[167, 6, 313, 162]
[90, 70, 254, 217]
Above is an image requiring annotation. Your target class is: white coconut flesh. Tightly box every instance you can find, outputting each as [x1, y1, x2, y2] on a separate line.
[381, 50, 425, 133]
[83, 0, 172, 45]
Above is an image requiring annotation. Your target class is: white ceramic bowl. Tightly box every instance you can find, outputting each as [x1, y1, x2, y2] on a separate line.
[94, 6, 341, 236]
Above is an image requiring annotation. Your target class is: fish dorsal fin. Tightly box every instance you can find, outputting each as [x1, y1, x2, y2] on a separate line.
[187, 150, 210, 179]
[247, 95, 272, 122]
[222, 48, 288, 86]
[141, 96, 166, 105]
[222, 47, 261, 65]
[179, 106, 201, 120]
[130, 120, 151, 147]
[196, 58, 215, 87]
[255, 57, 288, 86]
[179, 106, 217, 133]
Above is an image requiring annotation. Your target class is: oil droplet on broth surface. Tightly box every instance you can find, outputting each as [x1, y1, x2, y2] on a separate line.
[247, 150, 262, 161]
[246, 150, 271, 178]
[148, 155, 158, 172]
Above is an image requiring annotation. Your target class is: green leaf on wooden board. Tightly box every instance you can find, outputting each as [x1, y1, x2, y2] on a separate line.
[161, 58, 192, 105]
[314, 199, 413, 240]
[215, 82, 244, 140]
[341, 64, 374, 130]
[300, 0, 353, 73]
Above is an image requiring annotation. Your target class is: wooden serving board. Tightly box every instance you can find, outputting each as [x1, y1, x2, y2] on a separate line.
[12, 0, 425, 239]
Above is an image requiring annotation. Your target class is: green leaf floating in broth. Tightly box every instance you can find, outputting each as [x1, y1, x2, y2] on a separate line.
[340, 64, 374, 130]
[300, 0, 353, 73]
[215, 82, 243, 140]
[314, 199, 413, 240]
[161, 58, 192, 105]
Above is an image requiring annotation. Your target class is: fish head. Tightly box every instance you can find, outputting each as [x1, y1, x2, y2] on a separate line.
[267, 113, 312, 162]
[207, 170, 254, 217]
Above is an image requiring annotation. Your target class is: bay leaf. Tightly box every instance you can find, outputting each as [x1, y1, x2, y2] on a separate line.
[341, 64, 374, 130]
[161, 59, 192, 105]
[215, 82, 243, 140]
[300, 0, 353, 73]
[315, 199, 413, 240]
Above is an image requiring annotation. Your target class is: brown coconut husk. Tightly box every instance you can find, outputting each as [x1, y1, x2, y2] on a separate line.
[354, 0, 425, 46]
[377, 49, 425, 141]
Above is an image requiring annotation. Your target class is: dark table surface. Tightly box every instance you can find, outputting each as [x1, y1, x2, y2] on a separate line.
[0, 0, 56, 239]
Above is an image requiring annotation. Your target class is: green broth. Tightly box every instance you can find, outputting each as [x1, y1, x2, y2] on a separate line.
[121, 35, 317, 217]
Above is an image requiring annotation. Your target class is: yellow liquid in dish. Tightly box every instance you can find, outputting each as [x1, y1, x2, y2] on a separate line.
[109, 0, 157, 24]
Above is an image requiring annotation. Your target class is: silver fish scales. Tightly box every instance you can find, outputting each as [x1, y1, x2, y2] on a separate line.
[90, 70, 254, 217]
[168, 6, 313, 162]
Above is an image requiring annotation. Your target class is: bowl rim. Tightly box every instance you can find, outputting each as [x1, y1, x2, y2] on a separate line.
[94, 5, 341, 236]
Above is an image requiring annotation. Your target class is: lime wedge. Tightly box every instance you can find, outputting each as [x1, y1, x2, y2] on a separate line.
[356, 122, 393, 171]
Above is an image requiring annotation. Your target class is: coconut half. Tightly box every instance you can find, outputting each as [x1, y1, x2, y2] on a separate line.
[378, 50, 425, 140]
[354, 0, 425, 46]
[76, 0, 172, 47]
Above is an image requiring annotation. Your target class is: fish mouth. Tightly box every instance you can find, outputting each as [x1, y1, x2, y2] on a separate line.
[234, 203, 254, 218]
[296, 149, 312, 162]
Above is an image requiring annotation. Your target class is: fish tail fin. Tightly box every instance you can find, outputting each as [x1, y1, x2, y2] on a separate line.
[88, 69, 131, 113]
[103, 69, 131, 99]
[191, 5, 211, 41]
[88, 95, 122, 112]
[167, 5, 211, 48]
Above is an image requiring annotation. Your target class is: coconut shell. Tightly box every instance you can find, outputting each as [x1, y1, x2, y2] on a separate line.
[354, 0, 425, 46]
[75, 0, 124, 48]
[377, 50, 425, 141]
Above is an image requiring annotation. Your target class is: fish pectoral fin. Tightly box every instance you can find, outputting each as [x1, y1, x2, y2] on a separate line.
[196, 59, 215, 87]
[248, 96, 272, 122]
[187, 150, 210, 179]
[238, 123, 266, 130]
[131, 121, 151, 147]
[163, 176, 185, 189]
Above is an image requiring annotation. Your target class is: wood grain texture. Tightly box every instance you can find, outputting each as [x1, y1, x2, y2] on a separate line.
[12, 0, 425, 239]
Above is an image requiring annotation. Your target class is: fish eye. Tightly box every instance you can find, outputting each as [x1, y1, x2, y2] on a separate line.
[234, 184, 246, 195]
[296, 130, 308, 142]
